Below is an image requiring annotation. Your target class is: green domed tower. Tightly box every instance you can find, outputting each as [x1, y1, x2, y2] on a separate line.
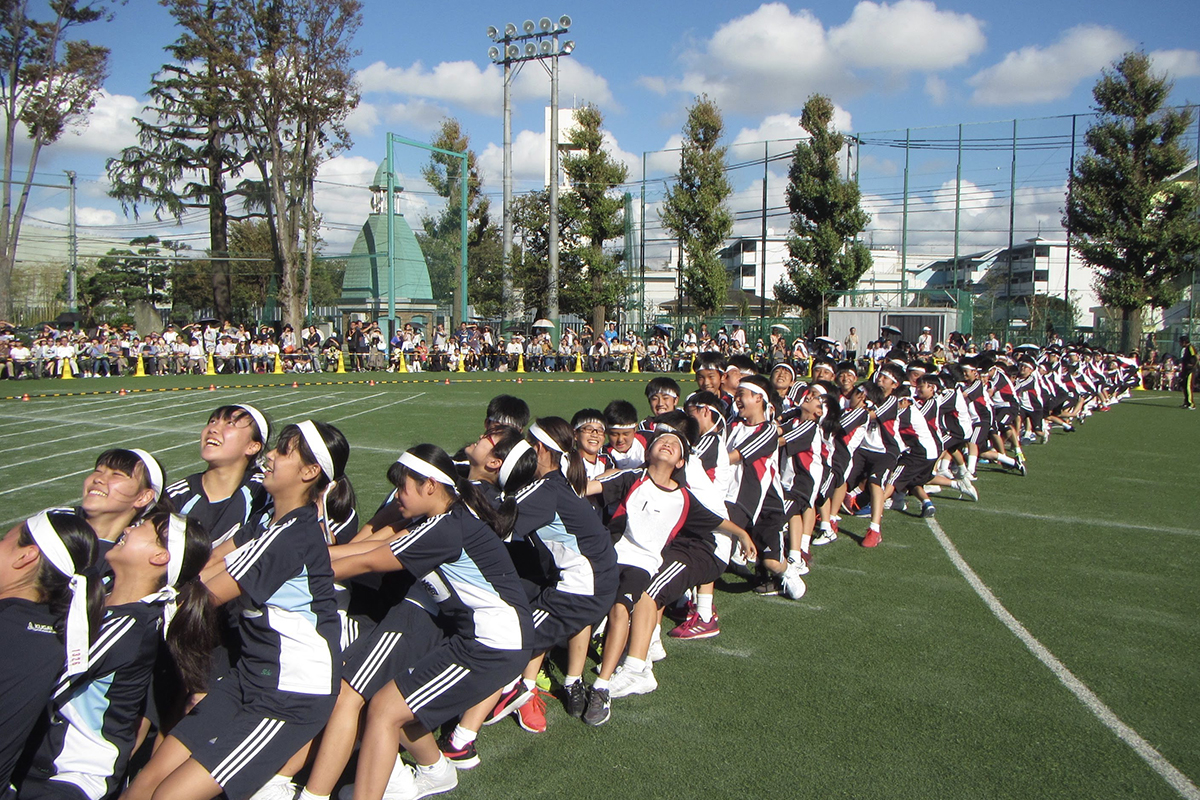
[338, 163, 437, 326]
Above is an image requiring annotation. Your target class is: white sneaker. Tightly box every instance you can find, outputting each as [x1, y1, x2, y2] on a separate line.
[648, 626, 667, 662]
[608, 665, 657, 698]
[249, 779, 299, 800]
[380, 757, 419, 800]
[781, 567, 808, 600]
[956, 478, 979, 502]
[788, 555, 810, 577]
[924, 484, 942, 494]
[411, 757, 457, 799]
[811, 528, 837, 546]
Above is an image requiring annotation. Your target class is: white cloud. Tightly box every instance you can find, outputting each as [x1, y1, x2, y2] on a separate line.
[355, 57, 614, 119]
[314, 155, 377, 252]
[967, 25, 1132, 106]
[478, 129, 546, 191]
[643, 1, 987, 115]
[1150, 48, 1200, 79]
[732, 107, 854, 146]
[34, 205, 119, 227]
[42, 91, 141, 157]
[828, 0, 986, 71]
[345, 102, 380, 136]
[925, 75, 948, 105]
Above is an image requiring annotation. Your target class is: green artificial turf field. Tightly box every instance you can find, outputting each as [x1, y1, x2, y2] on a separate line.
[4, 373, 1197, 799]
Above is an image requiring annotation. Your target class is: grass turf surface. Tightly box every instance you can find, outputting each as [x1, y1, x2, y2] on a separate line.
[4, 375, 1197, 799]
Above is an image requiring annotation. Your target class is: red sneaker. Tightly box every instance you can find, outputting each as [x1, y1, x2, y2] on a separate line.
[667, 610, 720, 639]
[862, 528, 882, 548]
[516, 688, 548, 733]
[483, 683, 532, 726]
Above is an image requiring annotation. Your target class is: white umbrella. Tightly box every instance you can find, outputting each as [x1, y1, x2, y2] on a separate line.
[532, 319, 554, 328]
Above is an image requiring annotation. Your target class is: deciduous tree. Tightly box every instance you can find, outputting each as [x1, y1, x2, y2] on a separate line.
[0, 0, 112, 317]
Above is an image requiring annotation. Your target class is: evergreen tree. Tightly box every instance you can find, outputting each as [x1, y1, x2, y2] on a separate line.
[107, 0, 254, 322]
[1064, 52, 1200, 353]
[660, 95, 733, 315]
[417, 118, 502, 317]
[562, 103, 629, 332]
[776, 94, 871, 328]
[511, 188, 584, 319]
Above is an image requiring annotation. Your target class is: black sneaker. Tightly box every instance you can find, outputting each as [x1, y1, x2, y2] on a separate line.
[436, 732, 480, 770]
[583, 686, 611, 726]
[753, 577, 781, 596]
[921, 502, 936, 518]
[564, 680, 587, 719]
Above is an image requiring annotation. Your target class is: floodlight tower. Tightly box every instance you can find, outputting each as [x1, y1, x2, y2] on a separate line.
[487, 15, 574, 342]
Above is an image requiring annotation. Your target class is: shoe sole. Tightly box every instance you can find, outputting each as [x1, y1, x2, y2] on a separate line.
[670, 629, 720, 639]
[516, 711, 547, 734]
[446, 755, 480, 770]
[584, 708, 610, 726]
[483, 690, 533, 726]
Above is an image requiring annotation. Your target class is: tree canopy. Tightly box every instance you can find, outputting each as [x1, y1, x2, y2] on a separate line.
[776, 94, 872, 326]
[659, 95, 733, 315]
[1064, 51, 1200, 352]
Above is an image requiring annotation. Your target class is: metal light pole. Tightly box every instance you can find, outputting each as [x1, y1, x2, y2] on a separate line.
[487, 16, 574, 343]
[66, 170, 77, 313]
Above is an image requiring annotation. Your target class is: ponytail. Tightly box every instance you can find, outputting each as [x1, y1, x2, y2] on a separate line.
[528, 416, 587, 495]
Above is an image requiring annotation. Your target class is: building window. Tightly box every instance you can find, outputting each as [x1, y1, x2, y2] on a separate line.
[1034, 270, 1049, 282]
[1035, 246, 1050, 257]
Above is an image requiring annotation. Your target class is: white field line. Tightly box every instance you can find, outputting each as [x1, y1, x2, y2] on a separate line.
[926, 517, 1200, 800]
[970, 506, 1200, 538]
[332, 391, 426, 422]
[0, 392, 226, 439]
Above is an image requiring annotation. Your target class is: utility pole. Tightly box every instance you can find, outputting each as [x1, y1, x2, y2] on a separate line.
[66, 171, 77, 313]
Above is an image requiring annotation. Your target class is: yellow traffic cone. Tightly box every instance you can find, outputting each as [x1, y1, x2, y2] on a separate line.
[205, 351, 216, 376]
[134, 355, 145, 377]
[516, 353, 526, 373]
[866, 359, 875, 379]
[335, 350, 346, 374]
[61, 358, 74, 380]
[630, 353, 640, 373]
[574, 353, 584, 373]
[397, 352, 408, 373]
[688, 355, 695, 374]
[273, 353, 284, 374]
[456, 352, 467, 372]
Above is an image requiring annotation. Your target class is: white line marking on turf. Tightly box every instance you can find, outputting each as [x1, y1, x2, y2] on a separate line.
[971, 506, 1200, 538]
[333, 392, 426, 422]
[926, 517, 1200, 800]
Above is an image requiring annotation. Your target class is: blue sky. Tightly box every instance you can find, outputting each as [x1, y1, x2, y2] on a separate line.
[15, 0, 1200, 265]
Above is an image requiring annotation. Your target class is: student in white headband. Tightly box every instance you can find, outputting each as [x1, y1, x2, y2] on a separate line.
[162, 404, 272, 547]
[128, 420, 353, 800]
[80, 449, 166, 548]
[20, 512, 217, 800]
[0, 511, 99, 789]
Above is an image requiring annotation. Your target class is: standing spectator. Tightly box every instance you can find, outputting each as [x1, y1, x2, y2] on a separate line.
[1180, 334, 1197, 409]
[348, 319, 367, 371]
[984, 332, 1000, 351]
[917, 326, 933, 354]
[845, 326, 859, 361]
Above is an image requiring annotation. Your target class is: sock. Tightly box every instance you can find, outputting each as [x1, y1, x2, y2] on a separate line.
[696, 593, 714, 623]
[449, 724, 477, 749]
[869, 522, 880, 533]
[593, 677, 611, 691]
[997, 454, 1015, 467]
[788, 549, 804, 565]
[922, 499, 934, 507]
[624, 656, 647, 673]
[564, 674, 582, 686]
[299, 790, 329, 800]
[522, 677, 537, 693]
[967, 454, 978, 474]
[416, 756, 448, 775]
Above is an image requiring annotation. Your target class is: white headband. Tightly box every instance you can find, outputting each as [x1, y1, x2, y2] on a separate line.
[499, 440, 533, 490]
[28, 513, 90, 677]
[573, 417, 605, 431]
[606, 423, 637, 431]
[739, 381, 771, 402]
[297, 420, 335, 481]
[528, 423, 571, 474]
[647, 388, 679, 398]
[130, 449, 163, 503]
[146, 513, 188, 638]
[398, 451, 457, 487]
[235, 404, 269, 443]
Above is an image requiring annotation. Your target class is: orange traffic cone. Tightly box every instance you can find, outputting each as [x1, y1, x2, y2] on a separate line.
[21, 394, 29, 401]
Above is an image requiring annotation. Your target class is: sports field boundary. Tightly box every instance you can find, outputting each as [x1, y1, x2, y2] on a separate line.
[925, 516, 1200, 800]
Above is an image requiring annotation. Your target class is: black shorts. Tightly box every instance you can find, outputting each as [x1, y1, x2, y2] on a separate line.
[786, 469, 819, 512]
[613, 565, 653, 612]
[886, 454, 937, 495]
[172, 670, 336, 800]
[993, 408, 1017, 430]
[940, 435, 969, 454]
[647, 538, 723, 608]
[12, 778, 88, 800]
[395, 637, 530, 732]
[745, 489, 787, 563]
[528, 586, 611, 652]
[970, 422, 992, 447]
[343, 600, 443, 700]
[848, 449, 897, 488]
